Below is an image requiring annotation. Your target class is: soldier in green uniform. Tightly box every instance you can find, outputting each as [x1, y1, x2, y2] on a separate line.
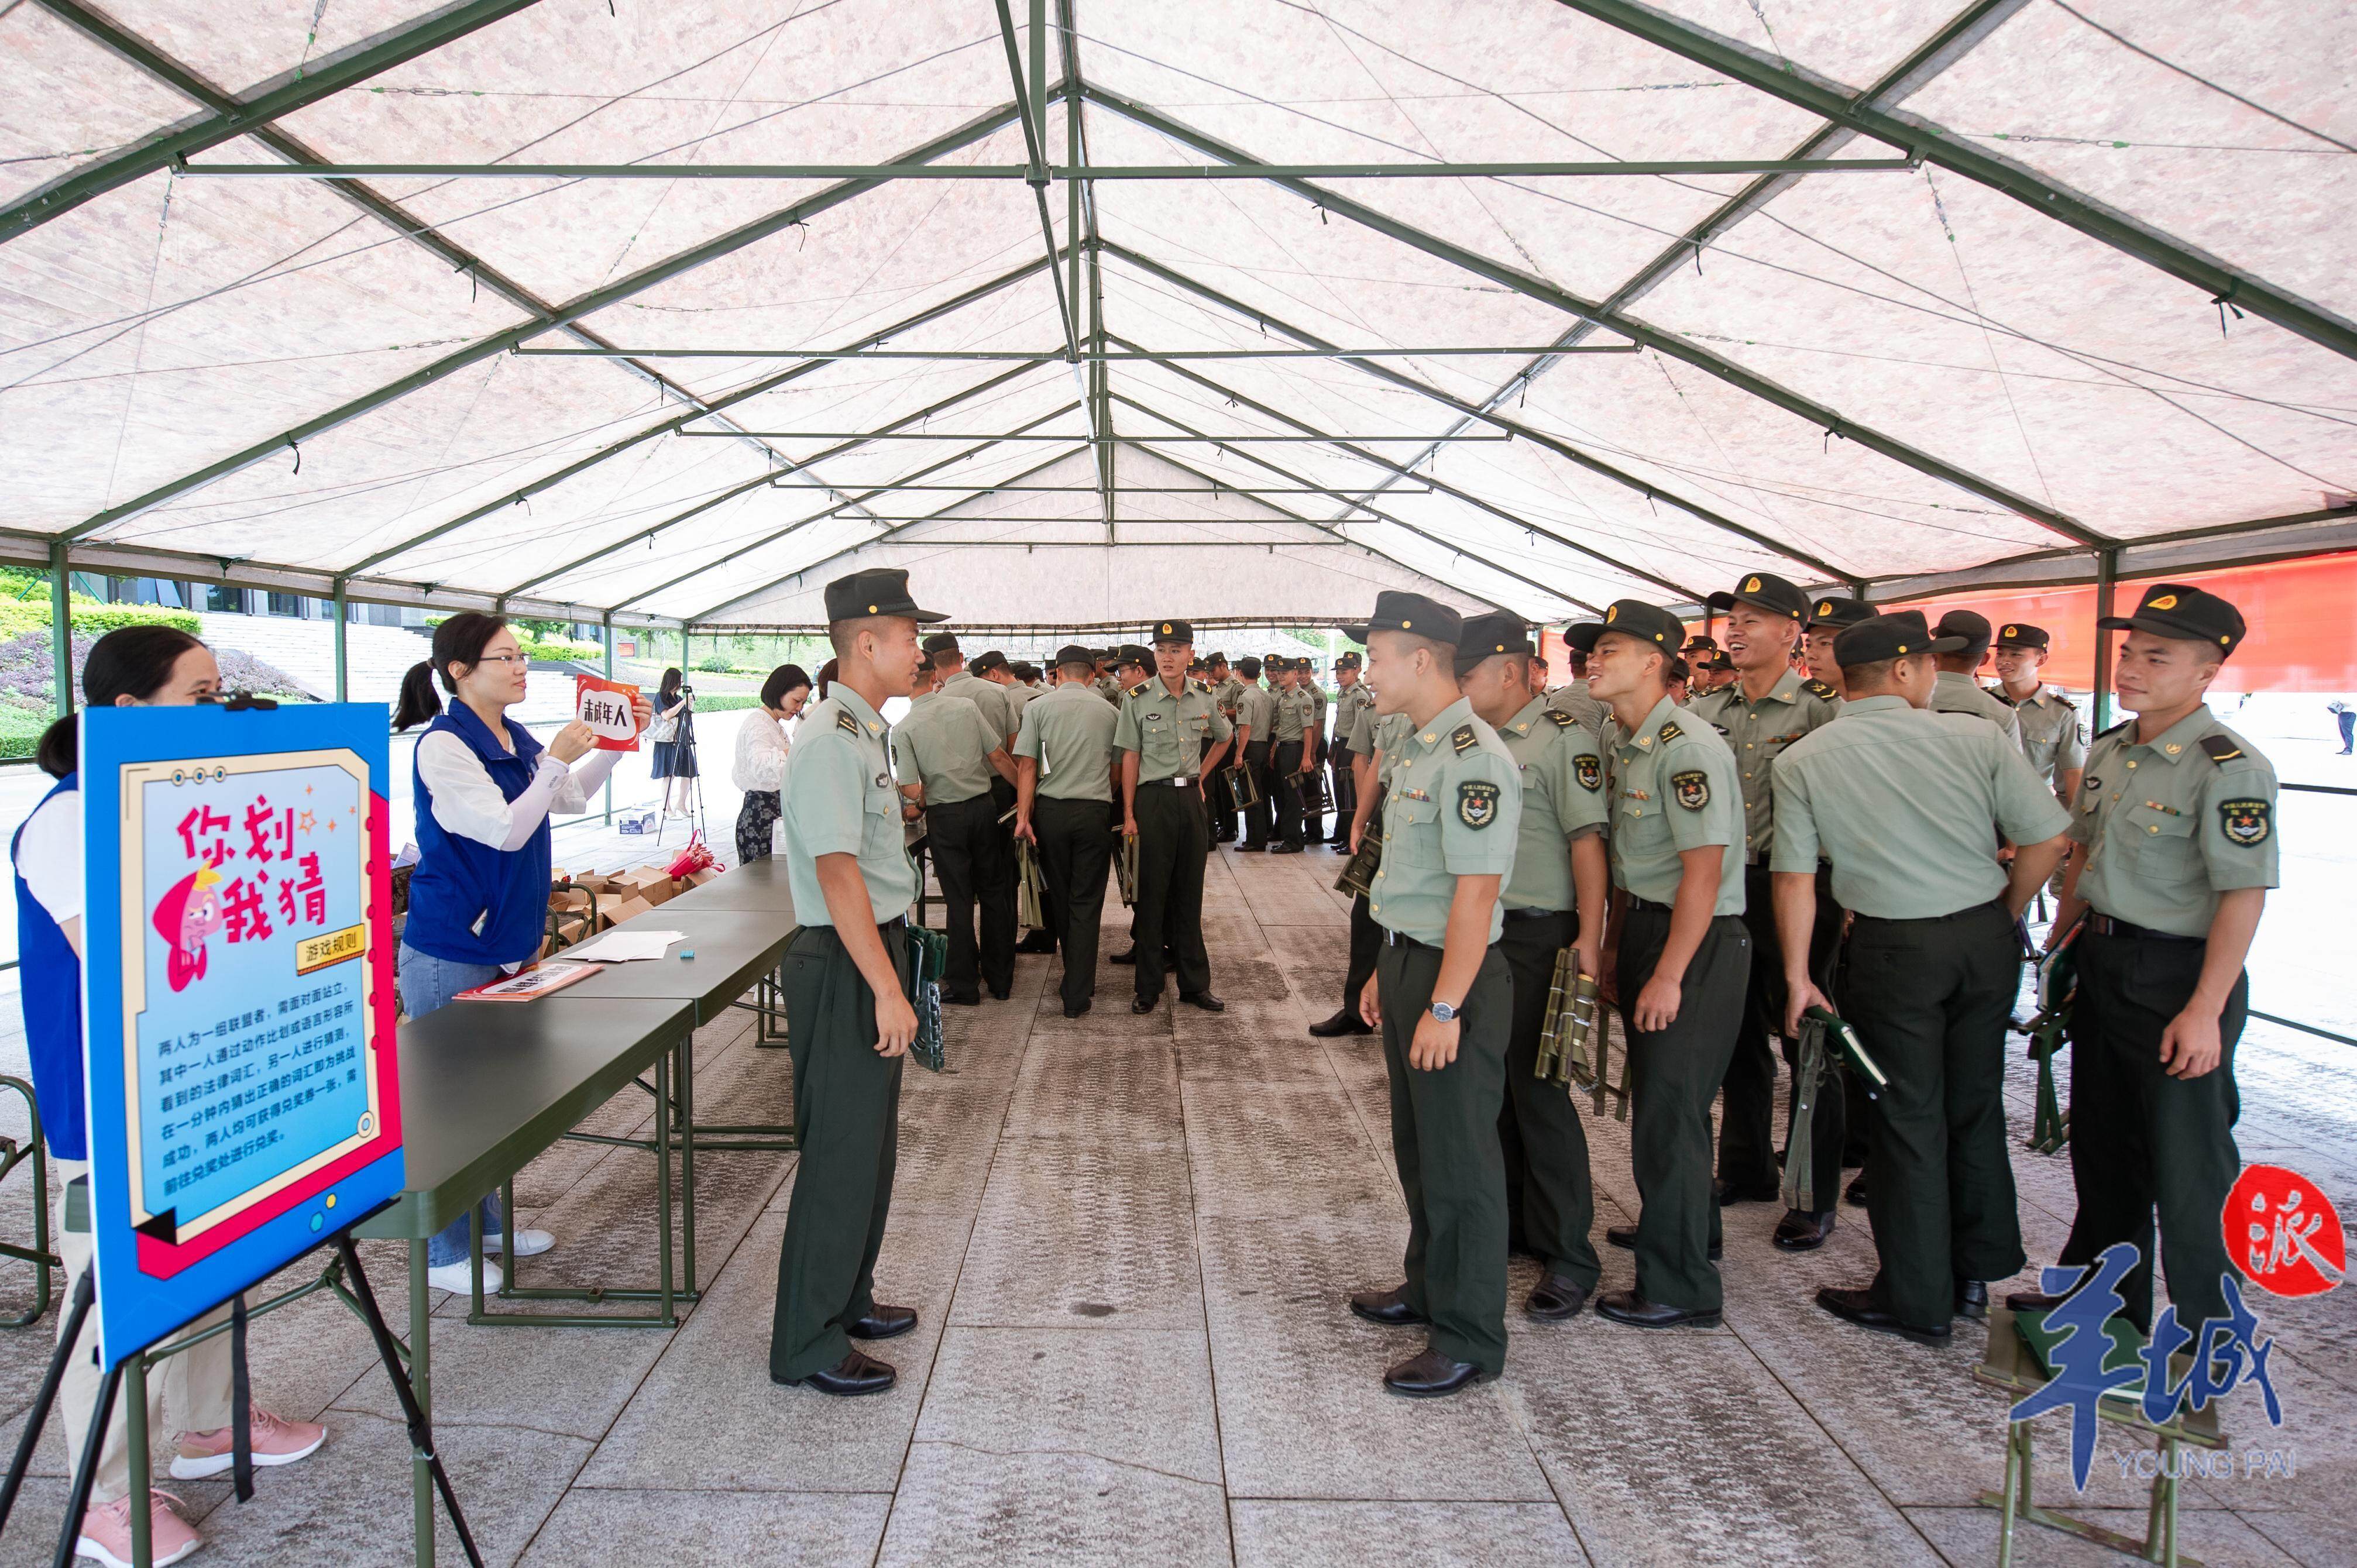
[770, 568, 940, 1397]
[894, 665, 1019, 1004]
[1926, 610, 2022, 744]
[1116, 620, 1235, 1013]
[1687, 574, 1846, 1243]
[1094, 651, 1122, 705]
[1312, 687, 1409, 1039]
[1015, 644, 1121, 1019]
[1458, 614, 1610, 1321]
[1305, 659, 1334, 843]
[2016, 584, 2276, 1333]
[1772, 609, 2073, 1343]
[1205, 653, 1244, 844]
[1343, 593, 1523, 1397]
[1229, 656, 1275, 851]
[1329, 652, 1375, 854]
[1992, 623, 2086, 806]
[1575, 601, 1750, 1330]
[1802, 596, 1878, 695]
[1544, 648, 1610, 742]
[925, 633, 1018, 748]
[1269, 659, 1317, 853]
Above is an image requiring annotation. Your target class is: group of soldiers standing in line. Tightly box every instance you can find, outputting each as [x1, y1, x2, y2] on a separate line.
[762, 565, 2278, 1408]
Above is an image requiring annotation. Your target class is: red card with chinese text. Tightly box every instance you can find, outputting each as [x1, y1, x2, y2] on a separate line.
[574, 675, 643, 751]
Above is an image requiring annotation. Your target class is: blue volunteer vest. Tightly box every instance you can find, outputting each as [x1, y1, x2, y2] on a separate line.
[404, 703, 552, 967]
[12, 774, 87, 1160]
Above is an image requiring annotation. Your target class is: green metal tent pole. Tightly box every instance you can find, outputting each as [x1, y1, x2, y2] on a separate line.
[2091, 548, 2118, 733]
[332, 578, 349, 700]
[513, 344, 1643, 360]
[49, 541, 71, 720]
[179, 157, 1916, 181]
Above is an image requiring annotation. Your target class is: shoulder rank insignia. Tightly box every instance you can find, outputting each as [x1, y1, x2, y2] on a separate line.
[835, 710, 861, 735]
[1671, 769, 1709, 810]
[1193, 678, 1211, 693]
[2198, 734, 2246, 764]
[2097, 717, 2133, 739]
[2218, 797, 2270, 847]
[1126, 680, 1150, 699]
[1658, 720, 1683, 742]
[1451, 724, 1478, 754]
[1801, 677, 1837, 700]
[1457, 779, 1499, 828]
[1545, 709, 1578, 728]
[1573, 754, 1603, 792]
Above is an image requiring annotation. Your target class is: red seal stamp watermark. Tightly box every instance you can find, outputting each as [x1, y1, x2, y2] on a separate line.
[2226, 1164, 2345, 1299]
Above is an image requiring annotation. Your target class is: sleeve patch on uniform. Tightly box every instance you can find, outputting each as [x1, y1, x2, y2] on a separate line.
[2199, 734, 2246, 764]
[1801, 678, 1837, 699]
[1671, 769, 1710, 810]
[1451, 724, 1478, 754]
[835, 710, 860, 735]
[1573, 754, 1602, 792]
[1457, 779, 1500, 828]
[2218, 798, 2270, 847]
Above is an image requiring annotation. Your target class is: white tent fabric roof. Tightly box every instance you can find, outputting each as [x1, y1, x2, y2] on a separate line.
[2, 0, 2352, 630]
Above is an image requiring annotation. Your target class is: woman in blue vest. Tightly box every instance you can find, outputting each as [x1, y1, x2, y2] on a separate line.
[16, 625, 328, 1567]
[394, 613, 648, 1294]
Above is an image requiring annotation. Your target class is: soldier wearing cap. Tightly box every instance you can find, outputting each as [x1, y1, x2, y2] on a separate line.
[977, 649, 1039, 716]
[1268, 658, 1318, 854]
[1329, 651, 1375, 854]
[1687, 574, 1846, 1242]
[2019, 583, 2277, 1333]
[1311, 663, 1410, 1039]
[1545, 633, 1611, 742]
[1303, 659, 1333, 843]
[1231, 656, 1276, 851]
[1205, 653, 1245, 844]
[1924, 610, 2023, 745]
[1573, 600, 1750, 1330]
[1343, 592, 1522, 1397]
[1094, 651, 1122, 706]
[924, 632, 1018, 750]
[1802, 596, 1878, 696]
[895, 660, 1019, 1004]
[1991, 623, 2086, 807]
[1115, 620, 1235, 1014]
[1014, 644, 1121, 1019]
[1772, 609, 2073, 1344]
[1458, 613, 1610, 1322]
[770, 568, 938, 1397]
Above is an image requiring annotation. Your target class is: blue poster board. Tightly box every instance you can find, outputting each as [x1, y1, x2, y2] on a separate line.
[80, 702, 404, 1370]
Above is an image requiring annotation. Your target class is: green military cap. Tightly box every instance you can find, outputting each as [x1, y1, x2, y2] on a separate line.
[1993, 621, 2050, 651]
[1665, 655, 1691, 684]
[1681, 634, 1719, 654]
[1707, 571, 1809, 622]
[1207, 651, 1230, 666]
[1335, 651, 1361, 669]
[1454, 611, 1534, 674]
[1152, 618, 1195, 645]
[920, 631, 962, 659]
[1053, 642, 1096, 666]
[1806, 594, 1878, 630]
[1832, 608, 1967, 665]
[1703, 650, 1736, 672]
[1932, 608, 1995, 659]
[971, 648, 1009, 674]
[2098, 581, 2247, 657]
[824, 566, 949, 623]
[1115, 643, 1154, 669]
[1341, 590, 1463, 645]
[1566, 599, 1682, 652]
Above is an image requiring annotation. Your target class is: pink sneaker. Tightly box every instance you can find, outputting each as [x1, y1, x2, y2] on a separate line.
[77, 1488, 200, 1567]
[169, 1408, 327, 1480]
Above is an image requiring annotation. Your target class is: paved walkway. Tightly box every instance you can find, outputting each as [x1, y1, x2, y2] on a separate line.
[0, 844, 2346, 1566]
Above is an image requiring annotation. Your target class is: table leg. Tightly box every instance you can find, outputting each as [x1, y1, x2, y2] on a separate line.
[655, 1049, 676, 1328]
[411, 1241, 434, 1568]
[127, 1355, 149, 1567]
[677, 1036, 696, 1297]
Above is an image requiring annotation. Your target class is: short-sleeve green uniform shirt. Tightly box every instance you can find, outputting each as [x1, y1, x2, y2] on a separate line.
[1235, 683, 1276, 746]
[1686, 669, 1841, 865]
[780, 685, 918, 926]
[2011, 686, 2087, 788]
[1494, 696, 1608, 914]
[1932, 670, 2022, 746]
[1607, 695, 1745, 915]
[1367, 697, 1521, 945]
[1113, 676, 1233, 782]
[939, 669, 1016, 744]
[891, 691, 1000, 806]
[1015, 682, 1118, 802]
[2069, 709, 2278, 937]
[1273, 686, 1313, 743]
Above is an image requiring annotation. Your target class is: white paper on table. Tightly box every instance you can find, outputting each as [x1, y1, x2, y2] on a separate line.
[560, 929, 685, 963]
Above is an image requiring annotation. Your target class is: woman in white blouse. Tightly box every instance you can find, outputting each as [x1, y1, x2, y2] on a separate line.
[731, 663, 812, 863]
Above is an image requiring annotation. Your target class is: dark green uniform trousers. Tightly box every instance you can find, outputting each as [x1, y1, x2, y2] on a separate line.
[1034, 795, 1114, 1013]
[1718, 864, 1844, 1205]
[1272, 739, 1307, 849]
[1841, 902, 2025, 1331]
[1496, 910, 1601, 1291]
[771, 922, 909, 1382]
[1377, 934, 1512, 1373]
[1619, 904, 1749, 1312]
[1131, 782, 1211, 1000]
[1241, 740, 1274, 848]
[2062, 926, 2246, 1330]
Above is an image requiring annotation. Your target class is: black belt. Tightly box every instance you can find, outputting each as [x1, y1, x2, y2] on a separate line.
[1626, 896, 1672, 913]
[1382, 929, 1434, 950]
[1503, 907, 1569, 923]
[2086, 913, 2203, 943]
[1852, 899, 2004, 927]
[1143, 775, 1197, 787]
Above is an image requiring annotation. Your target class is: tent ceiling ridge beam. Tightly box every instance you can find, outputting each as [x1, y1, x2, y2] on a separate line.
[1085, 86, 2105, 551]
[630, 405, 1087, 617]
[340, 252, 1058, 576]
[992, 0, 1085, 379]
[6, 0, 542, 245]
[686, 429, 1503, 442]
[58, 98, 1028, 542]
[1104, 245, 1851, 586]
[177, 158, 1919, 181]
[1108, 376, 1695, 602]
[1348, 0, 2034, 524]
[762, 484, 1435, 494]
[1555, 0, 2357, 367]
[500, 362, 1063, 600]
[513, 344, 1643, 360]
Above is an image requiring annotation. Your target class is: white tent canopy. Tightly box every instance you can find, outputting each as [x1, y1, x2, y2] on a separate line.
[3, 0, 2352, 631]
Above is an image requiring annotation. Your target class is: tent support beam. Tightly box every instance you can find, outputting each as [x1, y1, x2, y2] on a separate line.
[1105, 245, 1850, 584]
[332, 577, 349, 701]
[8, 0, 542, 245]
[1554, 0, 2357, 367]
[993, 0, 1083, 370]
[59, 99, 1028, 542]
[49, 541, 71, 720]
[178, 158, 1923, 181]
[1085, 85, 2105, 549]
[2091, 549, 2118, 732]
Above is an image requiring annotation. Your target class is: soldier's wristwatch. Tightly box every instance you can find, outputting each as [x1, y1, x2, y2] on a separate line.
[1428, 1000, 1459, 1023]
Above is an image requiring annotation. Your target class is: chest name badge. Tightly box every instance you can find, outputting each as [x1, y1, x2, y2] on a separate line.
[2219, 798, 2271, 847]
[1458, 779, 1499, 828]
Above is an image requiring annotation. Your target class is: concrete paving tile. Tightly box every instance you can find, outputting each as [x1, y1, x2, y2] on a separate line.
[914, 1326, 1221, 1484]
[1906, 1502, 2300, 1566]
[2239, 1505, 2357, 1566]
[1181, 1079, 1402, 1222]
[890, 1064, 1016, 1217]
[1004, 1041, 1183, 1149]
[949, 1139, 1201, 1330]
[336, 1311, 672, 1441]
[576, 1211, 968, 1493]
[875, 1442, 1230, 1568]
[1172, 1007, 1337, 1084]
[518, 1486, 892, 1566]
[1230, 1500, 1588, 1567]
[1197, 1214, 1551, 1502]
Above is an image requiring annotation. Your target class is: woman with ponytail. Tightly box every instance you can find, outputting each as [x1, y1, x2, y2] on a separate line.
[395, 613, 650, 1293]
[15, 625, 328, 1565]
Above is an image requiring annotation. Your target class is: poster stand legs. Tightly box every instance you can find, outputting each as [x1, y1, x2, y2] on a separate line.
[0, 1270, 93, 1536]
[335, 1234, 484, 1568]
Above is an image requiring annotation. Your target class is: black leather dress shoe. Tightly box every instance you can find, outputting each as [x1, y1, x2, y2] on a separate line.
[1595, 1289, 1721, 1330]
[1308, 1010, 1373, 1037]
[1815, 1285, 1950, 1346]
[847, 1304, 918, 1340]
[1955, 1280, 1990, 1321]
[1110, 947, 1138, 965]
[781, 1349, 896, 1395]
[1524, 1274, 1589, 1321]
[1131, 995, 1157, 1015]
[2004, 1290, 2065, 1315]
[1236, 843, 1267, 854]
[942, 991, 981, 1007]
[1015, 933, 1058, 954]
[1383, 1347, 1489, 1398]
[1605, 1223, 1720, 1261]
[1180, 991, 1225, 1012]
[1772, 1209, 1837, 1251]
[989, 988, 1011, 1001]
[1062, 998, 1091, 1019]
[1348, 1284, 1429, 1326]
[1715, 1178, 1781, 1206]
[1269, 843, 1304, 855]
[1844, 1175, 1868, 1206]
